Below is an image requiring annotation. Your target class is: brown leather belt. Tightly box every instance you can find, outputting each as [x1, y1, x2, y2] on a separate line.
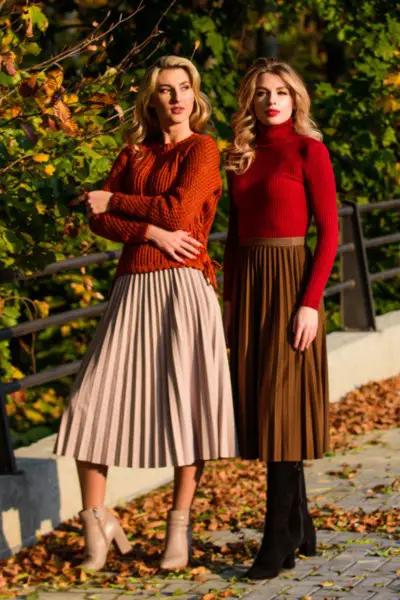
[239, 237, 305, 247]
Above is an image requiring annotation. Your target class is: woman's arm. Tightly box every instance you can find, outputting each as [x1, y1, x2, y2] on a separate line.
[88, 212, 149, 244]
[90, 146, 149, 244]
[301, 142, 339, 310]
[108, 136, 222, 230]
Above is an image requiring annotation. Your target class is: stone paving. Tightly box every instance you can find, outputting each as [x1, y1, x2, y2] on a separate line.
[18, 428, 400, 600]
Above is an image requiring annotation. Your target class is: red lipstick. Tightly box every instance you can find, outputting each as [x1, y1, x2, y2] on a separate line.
[266, 109, 280, 117]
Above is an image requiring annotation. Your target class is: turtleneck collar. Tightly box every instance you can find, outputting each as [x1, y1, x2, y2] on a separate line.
[256, 118, 294, 145]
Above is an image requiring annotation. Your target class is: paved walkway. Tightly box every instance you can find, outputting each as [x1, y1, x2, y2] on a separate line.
[20, 429, 400, 600]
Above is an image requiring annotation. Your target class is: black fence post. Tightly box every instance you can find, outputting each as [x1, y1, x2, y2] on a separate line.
[0, 387, 20, 475]
[340, 201, 377, 331]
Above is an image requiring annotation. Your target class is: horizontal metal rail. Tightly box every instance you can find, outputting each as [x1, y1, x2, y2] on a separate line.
[0, 303, 108, 342]
[369, 267, 400, 283]
[324, 279, 356, 297]
[364, 233, 400, 249]
[0, 362, 81, 395]
[358, 199, 400, 213]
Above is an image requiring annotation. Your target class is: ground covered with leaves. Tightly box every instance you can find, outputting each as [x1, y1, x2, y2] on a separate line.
[0, 375, 399, 596]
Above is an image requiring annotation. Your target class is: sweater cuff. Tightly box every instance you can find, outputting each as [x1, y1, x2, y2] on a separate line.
[300, 297, 320, 311]
[109, 192, 121, 212]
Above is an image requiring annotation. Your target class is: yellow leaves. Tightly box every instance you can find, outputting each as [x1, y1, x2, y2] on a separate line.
[63, 93, 79, 105]
[11, 366, 24, 379]
[60, 119, 79, 136]
[44, 164, 55, 176]
[217, 139, 229, 152]
[0, 105, 21, 119]
[384, 72, 400, 87]
[52, 99, 79, 136]
[0, 32, 14, 49]
[61, 325, 71, 337]
[33, 300, 49, 318]
[53, 99, 71, 122]
[88, 92, 117, 108]
[0, 51, 17, 76]
[44, 68, 63, 92]
[24, 408, 46, 424]
[324, 127, 336, 136]
[382, 96, 399, 113]
[33, 153, 49, 163]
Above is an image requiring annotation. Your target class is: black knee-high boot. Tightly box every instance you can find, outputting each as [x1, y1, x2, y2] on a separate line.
[245, 461, 302, 580]
[297, 463, 317, 556]
[282, 462, 317, 568]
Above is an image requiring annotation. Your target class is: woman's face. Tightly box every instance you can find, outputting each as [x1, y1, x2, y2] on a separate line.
[252, 72, 294, 126]
[151, 67, 195, 128]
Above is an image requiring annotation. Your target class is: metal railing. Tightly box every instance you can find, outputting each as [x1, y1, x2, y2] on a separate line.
[0, 199, 399, 475]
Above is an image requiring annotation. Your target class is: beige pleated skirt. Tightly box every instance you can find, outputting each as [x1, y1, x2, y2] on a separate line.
[54, 268, 238, 468]
[230, 238, 329, 462]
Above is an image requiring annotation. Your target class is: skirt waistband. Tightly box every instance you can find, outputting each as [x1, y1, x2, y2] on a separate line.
[239, 236, 305, 247]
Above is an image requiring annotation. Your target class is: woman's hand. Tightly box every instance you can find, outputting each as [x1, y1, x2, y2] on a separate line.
[85, 191, 113, 216]
[146, 225, 203, 262]
[223, 301, 232, 348]
[293, 306, 318, 351]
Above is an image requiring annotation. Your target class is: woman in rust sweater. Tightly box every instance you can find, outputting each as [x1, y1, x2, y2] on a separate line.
[224, 58, 339, 579]
[55, 55, 237, 571]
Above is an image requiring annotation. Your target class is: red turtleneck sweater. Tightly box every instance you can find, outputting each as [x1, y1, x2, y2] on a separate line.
[223, 119, 339, 309]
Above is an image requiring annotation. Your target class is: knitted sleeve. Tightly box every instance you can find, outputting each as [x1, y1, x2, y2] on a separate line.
[108, 136, 222, 230]
[223, 172, 239, 302]
[301, 141, 339, 309]
[89, 147, 149, 244]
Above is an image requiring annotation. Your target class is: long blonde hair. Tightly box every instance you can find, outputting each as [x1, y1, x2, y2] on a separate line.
[225, 58, 322, 174]
[125, 55, 212, 148]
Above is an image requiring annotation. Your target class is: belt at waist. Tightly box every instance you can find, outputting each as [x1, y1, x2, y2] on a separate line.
[239, 236, 305, 247]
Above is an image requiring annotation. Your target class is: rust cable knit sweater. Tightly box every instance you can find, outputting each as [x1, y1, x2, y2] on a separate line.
[89, 133, 222, 288]
[223, 119, 339, 309]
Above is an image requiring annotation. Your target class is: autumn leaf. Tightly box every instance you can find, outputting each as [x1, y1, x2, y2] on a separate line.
[33, 300, 50, 318]
[33, 153, 50, 163]
[44, 164, 55, 176]
[53, 99, 71, 122]
[60, 118, 79, 136]
[19, 73, 38, 97]
[88, 92, 117, 107]
[115, 104, 125, 121]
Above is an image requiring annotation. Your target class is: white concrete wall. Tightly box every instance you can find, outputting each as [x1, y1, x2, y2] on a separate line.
[1, 310, 399, 559]
[327, 310, 400, 402]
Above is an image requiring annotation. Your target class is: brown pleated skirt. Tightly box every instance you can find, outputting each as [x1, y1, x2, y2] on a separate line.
[54, 268, 238, 468]
[230, 237, 329, 462]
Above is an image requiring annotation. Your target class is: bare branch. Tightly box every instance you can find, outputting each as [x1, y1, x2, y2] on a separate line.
[27, 2, 145, 73]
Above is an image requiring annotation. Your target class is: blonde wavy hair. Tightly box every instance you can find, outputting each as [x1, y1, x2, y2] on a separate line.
[225, 58, 322, 174]
[125, 55, 212, 148]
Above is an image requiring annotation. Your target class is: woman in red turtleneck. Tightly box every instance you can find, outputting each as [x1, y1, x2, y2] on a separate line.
[224, 58, 339, 579]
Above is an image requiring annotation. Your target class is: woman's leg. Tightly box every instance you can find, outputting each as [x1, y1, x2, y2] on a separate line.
[76, 460, 131, 570]
[160, 460, 205, 569]
[76, 460, 108, 509]
[173, 459, 205, 509]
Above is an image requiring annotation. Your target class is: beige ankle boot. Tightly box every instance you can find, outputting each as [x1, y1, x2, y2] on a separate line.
[79, 505, 131, 570]
[160, 509, 192, 570]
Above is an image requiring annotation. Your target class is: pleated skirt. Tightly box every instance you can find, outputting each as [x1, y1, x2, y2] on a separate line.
[54, 268, 238, 468]
[230, 237, 329, 462]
